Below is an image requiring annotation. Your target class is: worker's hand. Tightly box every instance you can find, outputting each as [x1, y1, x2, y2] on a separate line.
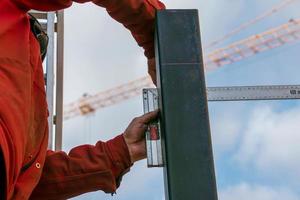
[148, 58, 157, 85]
[123, 110, 159, 163]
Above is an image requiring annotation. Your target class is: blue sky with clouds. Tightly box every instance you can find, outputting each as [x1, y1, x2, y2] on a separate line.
[60, 0, 300, 199]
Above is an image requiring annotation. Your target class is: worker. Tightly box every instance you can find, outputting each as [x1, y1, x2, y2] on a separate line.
[0, 0, 165, 199]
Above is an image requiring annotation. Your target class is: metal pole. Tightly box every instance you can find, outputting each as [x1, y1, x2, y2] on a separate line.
[46, 12, 56, 150]
[55, 11, 64, 151]
[155, 10, 218, 200]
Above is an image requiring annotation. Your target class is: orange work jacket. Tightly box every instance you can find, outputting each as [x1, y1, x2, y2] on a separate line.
[0, 0, 165, 199]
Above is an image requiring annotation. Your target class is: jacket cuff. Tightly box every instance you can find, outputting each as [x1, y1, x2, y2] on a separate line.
[106, 134, 132, 188]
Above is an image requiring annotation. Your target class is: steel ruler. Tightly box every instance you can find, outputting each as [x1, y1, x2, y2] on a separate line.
[207, 85, 300, 101]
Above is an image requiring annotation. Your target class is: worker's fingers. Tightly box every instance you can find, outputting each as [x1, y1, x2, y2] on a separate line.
[138, 110, 159, 124]
[137, 123, 148, 129]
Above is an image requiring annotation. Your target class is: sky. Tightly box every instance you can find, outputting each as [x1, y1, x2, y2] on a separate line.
[60, 0, 300, 199]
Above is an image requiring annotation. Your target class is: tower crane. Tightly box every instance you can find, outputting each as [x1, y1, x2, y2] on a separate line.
[64, 18, 300, 120]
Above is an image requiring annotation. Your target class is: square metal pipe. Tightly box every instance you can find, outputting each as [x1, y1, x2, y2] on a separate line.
[155, 10, 218, 200]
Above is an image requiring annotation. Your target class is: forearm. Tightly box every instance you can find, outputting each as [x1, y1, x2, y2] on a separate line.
[30, 134, 132, 199]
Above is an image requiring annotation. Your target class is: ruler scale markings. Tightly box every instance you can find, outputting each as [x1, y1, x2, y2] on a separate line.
[207, 85, 300, 101]
[143, 91, 153, 166]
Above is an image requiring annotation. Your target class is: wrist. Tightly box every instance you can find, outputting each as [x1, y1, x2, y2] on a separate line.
[123, 134, 146, 163]
[123, 134, 134, 163]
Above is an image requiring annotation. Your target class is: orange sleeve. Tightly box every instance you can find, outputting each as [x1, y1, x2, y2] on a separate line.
[30, 134, 132, 199]
[92, 0, 165, 58]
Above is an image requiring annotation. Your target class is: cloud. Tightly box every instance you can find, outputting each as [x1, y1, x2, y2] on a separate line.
[71, 160, 165, 200]
[112, 161, 165, 200]
[220, 183, 299, 200]
[235, 105, 300, 179]
[210, 111, 241, 153]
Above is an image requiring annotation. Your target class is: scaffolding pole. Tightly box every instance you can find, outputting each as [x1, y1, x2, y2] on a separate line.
[46, 12, 56, 150]
[55, 11, 64, 151]
[30, 10, 64, 151]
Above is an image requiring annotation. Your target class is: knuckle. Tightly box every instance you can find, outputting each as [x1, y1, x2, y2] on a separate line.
[132, 117, 139, 122]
